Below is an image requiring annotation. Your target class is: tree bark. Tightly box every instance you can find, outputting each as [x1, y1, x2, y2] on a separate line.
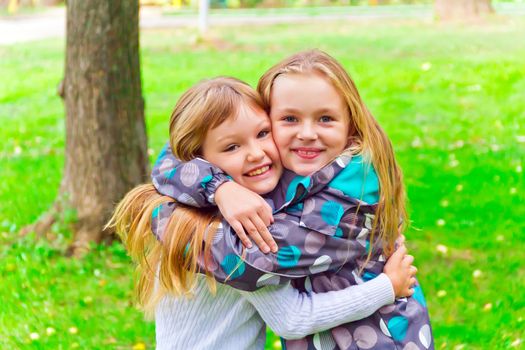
[435, 0, 494, 21]
[59, 0, 147, 255]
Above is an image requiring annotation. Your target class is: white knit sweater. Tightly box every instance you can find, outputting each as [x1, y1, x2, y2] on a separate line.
[155, 273, 394, 350]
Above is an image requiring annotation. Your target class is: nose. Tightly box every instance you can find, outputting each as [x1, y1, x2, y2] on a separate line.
[297, 121, 318, 141]
[246, 141, 265, 163]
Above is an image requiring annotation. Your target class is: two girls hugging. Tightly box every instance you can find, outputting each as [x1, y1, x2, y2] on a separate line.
[109, 50, 433, 350]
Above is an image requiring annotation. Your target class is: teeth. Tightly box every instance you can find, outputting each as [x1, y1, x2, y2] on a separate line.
[297, 150, 318, 156]
[247, 165, 270, 177]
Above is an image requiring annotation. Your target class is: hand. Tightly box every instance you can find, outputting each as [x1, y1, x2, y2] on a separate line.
[395, 233, 405, 249]
[383, 244, 418, 298]
[384, 234, 405, 259]
[215, 182, 277, 254]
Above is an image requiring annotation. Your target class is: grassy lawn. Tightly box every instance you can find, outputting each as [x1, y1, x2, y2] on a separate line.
[1, 16, 524, 349]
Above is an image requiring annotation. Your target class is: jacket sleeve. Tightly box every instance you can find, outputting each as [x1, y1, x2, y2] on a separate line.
[152, 197, 372, 292]
[151, 142, 230, 207]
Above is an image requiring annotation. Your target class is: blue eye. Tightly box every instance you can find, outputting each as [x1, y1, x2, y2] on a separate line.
[283, 116, 297, 122]
[320, 116, 333, 123]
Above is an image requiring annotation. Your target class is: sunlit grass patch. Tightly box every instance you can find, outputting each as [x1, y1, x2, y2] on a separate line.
[1, 17, 524, 349]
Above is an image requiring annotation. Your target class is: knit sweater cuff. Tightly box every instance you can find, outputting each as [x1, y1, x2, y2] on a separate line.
[366, 273, 395, 306]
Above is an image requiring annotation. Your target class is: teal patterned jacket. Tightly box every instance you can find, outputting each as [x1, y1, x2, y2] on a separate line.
[151, 143, 433, 350]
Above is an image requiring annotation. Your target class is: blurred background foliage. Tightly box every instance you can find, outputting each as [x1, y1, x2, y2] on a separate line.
[2, 0, 525, 13]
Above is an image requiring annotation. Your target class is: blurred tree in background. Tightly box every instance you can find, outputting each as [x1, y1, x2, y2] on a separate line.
[2, 0, 521, 13]
[20, 0, 149, 256]
[435, 0, 494, 20]
[1, 0, 62, 14]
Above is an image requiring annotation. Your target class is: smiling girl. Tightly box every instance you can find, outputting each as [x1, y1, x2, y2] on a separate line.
[152, 50, 433, 349]
[109, 76, 415, 349]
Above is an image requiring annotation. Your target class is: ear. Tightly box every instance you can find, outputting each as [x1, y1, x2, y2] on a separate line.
[346, 123, 358, 145]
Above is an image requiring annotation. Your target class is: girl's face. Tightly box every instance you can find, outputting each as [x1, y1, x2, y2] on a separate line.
[269, 72, 350, 176]
[201, 104, 282, 195]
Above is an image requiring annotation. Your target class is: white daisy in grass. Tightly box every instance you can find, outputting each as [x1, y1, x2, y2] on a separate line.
[436, 244, 448, 254]
[421, 62, 432, 71]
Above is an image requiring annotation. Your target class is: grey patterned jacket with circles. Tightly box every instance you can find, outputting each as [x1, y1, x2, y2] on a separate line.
[151, 143, 433, 350]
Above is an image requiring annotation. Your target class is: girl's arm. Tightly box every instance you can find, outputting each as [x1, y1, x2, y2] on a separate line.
[153, 150, 411, 291]
[152, 143, 276, 252]
[242, 275, 394, 339]
[153, 201, 415, 295]
[152, 142, 230, 208]
[153, 154, 360, 290]
[154, 201, 331, 289]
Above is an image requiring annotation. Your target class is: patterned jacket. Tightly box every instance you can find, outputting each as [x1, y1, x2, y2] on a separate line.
[151, 143, 433, 350]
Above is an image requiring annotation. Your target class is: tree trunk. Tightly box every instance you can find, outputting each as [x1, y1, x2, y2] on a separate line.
[435, 0, 493, 21]
[60, 0, 148, 255]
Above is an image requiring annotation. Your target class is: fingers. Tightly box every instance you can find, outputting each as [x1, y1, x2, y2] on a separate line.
[403, 254, 414, 265]
[230, 221, 252, 249]
[400, 276, 417, 298]
[257, 202, 275, 226]
[240, 218, 270, 254]
[410, 265, 418, 276]
[409, 277, 417, 287]
[399, 280, 417, 298]
[390, 244, 407, 261]
[251, 215, 278, 253]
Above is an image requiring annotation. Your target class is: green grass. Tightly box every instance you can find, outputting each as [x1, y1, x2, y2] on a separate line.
[1, 16, 525, 349]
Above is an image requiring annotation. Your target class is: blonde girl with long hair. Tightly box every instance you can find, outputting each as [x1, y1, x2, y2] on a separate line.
[109, 76, 415, 349]
[151, 50, 433, 349]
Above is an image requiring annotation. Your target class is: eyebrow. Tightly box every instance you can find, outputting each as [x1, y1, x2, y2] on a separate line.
[215, 119, 270, 143]
[273, 107, 302, 114]
[273, 107, 341, 115]
[215, 135, 234, 144]
[315, 107, 338, 113]
[215, 130, 239, 144]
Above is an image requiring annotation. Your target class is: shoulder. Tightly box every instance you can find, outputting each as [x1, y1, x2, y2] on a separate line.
[328, 154, 380, 204]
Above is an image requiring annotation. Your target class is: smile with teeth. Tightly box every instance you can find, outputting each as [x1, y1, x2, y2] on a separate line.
[296, 150, 319, 156]
[293, 148, 322, 159]
[246, 165, 271, 177]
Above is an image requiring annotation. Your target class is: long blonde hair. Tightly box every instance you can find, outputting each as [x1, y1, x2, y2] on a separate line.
[107, 77, 265, 316]
[258, 49, 407, 255]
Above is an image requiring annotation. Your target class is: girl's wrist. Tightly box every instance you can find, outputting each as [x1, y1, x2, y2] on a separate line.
[205, 173, 232, 205]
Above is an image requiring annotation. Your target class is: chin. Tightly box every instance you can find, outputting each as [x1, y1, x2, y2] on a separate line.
[292, 166, 316, 177]
[249, 187, 270, 195]
[255, 180, 279, 195]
